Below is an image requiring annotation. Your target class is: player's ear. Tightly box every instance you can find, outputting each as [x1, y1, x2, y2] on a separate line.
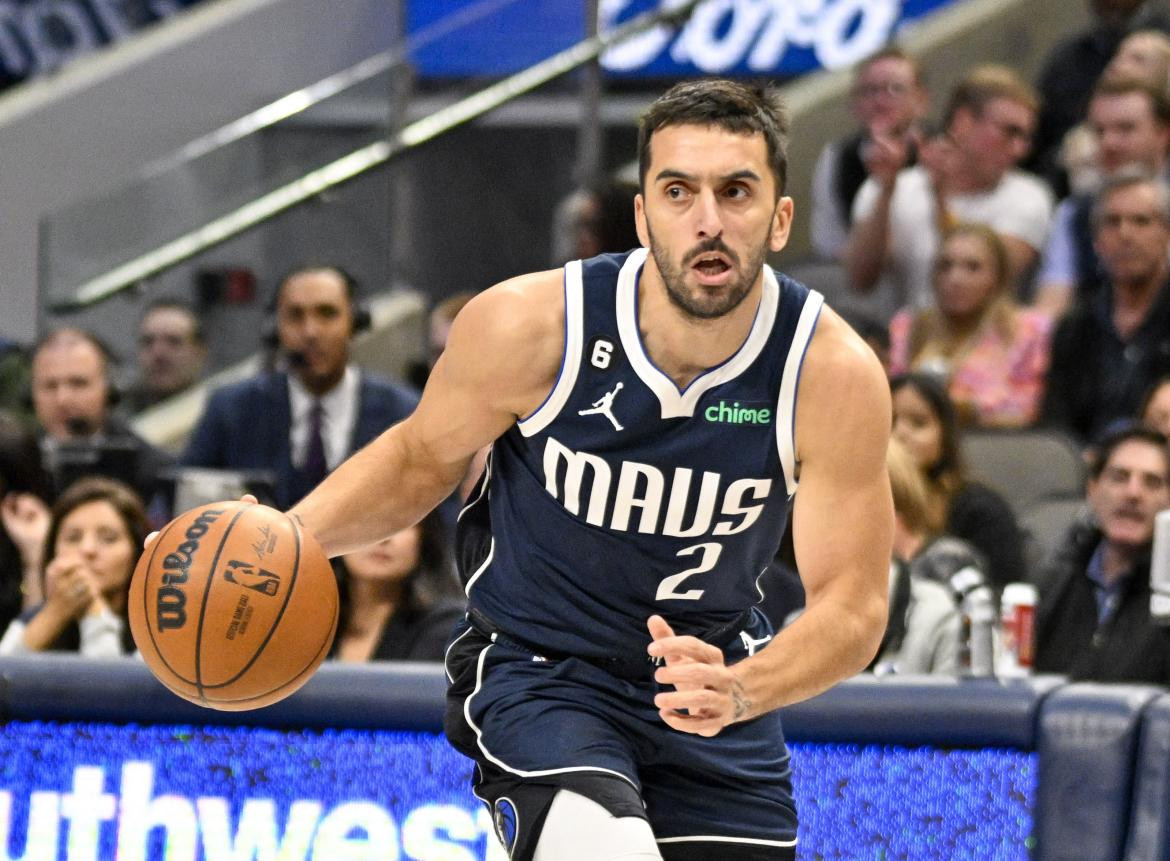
[768, 197, 794, 253]
[634, 193, 650, 248]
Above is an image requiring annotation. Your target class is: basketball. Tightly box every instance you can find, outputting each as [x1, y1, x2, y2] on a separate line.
[128, 501, 338, 711]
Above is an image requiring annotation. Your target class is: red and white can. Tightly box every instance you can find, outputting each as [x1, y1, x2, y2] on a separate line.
[999, 582, 1037, 677]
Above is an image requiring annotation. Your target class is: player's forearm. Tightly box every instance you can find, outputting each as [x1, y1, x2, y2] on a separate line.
[731, 588, 886, 718]
[289, 427, 465, 557]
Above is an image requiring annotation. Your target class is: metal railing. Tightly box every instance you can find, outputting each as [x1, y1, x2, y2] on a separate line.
[51, 0, 702, 313]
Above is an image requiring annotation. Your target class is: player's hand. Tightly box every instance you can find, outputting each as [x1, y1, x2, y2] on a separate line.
[647, 615, 752, 737]
[143, 494, 259, 550]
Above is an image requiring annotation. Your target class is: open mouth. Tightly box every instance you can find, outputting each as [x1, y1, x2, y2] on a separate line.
[691, 253, 732, 282]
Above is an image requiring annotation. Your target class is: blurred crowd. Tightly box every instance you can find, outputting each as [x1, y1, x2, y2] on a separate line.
[1, 0, 1169, 688]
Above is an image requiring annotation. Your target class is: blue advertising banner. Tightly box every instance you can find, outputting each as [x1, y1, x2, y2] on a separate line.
[0, 720, 1034, 860]
[407, 0, 959, 80]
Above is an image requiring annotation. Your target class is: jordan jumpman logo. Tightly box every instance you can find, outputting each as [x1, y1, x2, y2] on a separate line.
[578, 382, 624, 431]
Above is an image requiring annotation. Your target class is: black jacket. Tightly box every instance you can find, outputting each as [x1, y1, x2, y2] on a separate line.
[1034, 520, 1170, 685]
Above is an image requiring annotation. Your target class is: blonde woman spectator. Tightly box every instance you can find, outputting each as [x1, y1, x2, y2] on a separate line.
[1106, 29, 1170, 92]
[870, 439, 965, 675]
[0, 477, 146, 657]
[890, 223, 1053, 428]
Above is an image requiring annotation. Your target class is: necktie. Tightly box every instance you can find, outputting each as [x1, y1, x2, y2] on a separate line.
[304, 400, 328, 486]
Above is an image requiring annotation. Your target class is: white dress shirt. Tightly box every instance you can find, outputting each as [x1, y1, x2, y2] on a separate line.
[288, 365, 360, 471]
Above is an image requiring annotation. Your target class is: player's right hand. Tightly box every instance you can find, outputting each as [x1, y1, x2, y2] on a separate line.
[143, 494, 259, 550]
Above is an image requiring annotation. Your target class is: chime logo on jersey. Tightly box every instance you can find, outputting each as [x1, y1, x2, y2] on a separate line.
[704, 400, 773, 426]
[542, 436, 772, 536]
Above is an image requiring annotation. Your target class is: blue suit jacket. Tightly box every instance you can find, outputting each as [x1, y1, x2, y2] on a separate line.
[182, 370, 418, 508]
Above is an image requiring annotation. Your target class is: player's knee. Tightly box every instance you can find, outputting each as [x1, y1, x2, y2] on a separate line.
[532, 790, 662, 861]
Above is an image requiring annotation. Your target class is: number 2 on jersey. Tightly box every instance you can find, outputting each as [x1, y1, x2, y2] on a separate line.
[656, 542, 722, 601]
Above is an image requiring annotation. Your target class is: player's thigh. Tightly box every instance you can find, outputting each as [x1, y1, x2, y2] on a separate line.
[642, 710, 798, 860]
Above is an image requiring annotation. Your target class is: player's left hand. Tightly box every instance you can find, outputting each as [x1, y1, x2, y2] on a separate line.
[647, 614, 752, 737]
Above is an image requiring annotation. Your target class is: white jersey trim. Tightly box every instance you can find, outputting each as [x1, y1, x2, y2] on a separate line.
[518, 260, 585, 437]
[775, 290, 824, 497]
[657, 835, 798, 848]
[464, 537, 495, 595]
[464, 641, 641, 790]
[616, 248, 781, 419]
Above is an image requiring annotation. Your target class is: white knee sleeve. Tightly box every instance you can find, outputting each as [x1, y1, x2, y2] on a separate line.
[532, 789, 662, 861]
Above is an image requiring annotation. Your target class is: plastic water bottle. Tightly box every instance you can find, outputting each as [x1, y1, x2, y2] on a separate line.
[960, 584, 997, 677]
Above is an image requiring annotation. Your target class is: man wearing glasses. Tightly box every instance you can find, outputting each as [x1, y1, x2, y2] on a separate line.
[844, 65, 1053, 324]
[124, 300, 207, 413]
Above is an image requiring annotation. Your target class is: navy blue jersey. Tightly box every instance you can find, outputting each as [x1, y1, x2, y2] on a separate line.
[457, 248, 823, 661]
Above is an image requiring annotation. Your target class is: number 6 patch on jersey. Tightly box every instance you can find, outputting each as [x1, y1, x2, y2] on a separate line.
[588, 336, 622, 371]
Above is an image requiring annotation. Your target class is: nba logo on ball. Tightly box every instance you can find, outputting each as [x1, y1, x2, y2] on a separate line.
[223, 560, 281, 596]
[129, 501, 338, 711]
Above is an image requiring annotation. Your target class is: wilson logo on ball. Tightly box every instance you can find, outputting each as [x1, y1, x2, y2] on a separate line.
[222, 560, 281, 596]
[155, 508, 225, 632]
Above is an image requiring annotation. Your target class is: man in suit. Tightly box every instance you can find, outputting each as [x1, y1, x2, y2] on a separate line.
[182, 265, 418, 508]
[31, 327, 172, 503]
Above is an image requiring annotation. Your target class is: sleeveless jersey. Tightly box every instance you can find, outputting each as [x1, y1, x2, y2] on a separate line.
[457, 248, 824, 661]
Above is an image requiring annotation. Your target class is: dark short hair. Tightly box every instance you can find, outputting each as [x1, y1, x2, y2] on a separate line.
[1089, 424, 1170, 480]
[1091, 167, 1170, 227]
[273, 264, 360, 311]
[637, 79, 790, 197]
[140, 299, 204, 344]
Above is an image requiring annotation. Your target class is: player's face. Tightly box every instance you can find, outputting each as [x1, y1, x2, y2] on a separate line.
[276, 270, 354, 394]
[932, 233, 1001, 321]
[635, 123, 792, 320]
[342, 525, 422, 586]
[891, 385, 944, 471]
[1143, 382, 1170, 437]
[54, 500, 135, 606]
[31, 341, 110, 440]
[1089, 439, 1170, 549]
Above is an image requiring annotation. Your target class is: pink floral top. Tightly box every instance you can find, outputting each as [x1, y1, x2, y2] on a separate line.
[889, 308, 1054, 427]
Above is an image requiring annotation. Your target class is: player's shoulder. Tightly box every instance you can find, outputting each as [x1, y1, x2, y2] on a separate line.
[800, 305, 890, 411]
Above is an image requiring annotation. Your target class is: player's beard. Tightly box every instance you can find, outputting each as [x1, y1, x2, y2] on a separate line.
[646, 227, 769, 321]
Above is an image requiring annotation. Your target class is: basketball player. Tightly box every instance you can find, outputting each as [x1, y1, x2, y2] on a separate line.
[289, 80, 893, 860]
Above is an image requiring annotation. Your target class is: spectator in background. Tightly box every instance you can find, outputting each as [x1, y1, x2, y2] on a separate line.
[1106, 28, 1170, 87]
[1139, 374, 1170, 435]
[810, 46, 929, 261]
[0, 477, 145, 657]
[330, 511, 463, 662]
[1043, 171, 1170, 445]
[890, 223, 1052, 428]
[407, 292, 477, 391]
[846, 65, 1052, 324]
[550, 179, 640, 266]
[0, 337, 32, 425]
[1033, 425, 1170, 684]
[123, 300, 207, 413]
[892, 372, 1027, 592]
[870, 439, 965, 675]
[1034, 78, 1170, 316]
[183, 265, 417, 510]
[0, 412, 51, 631]
[31, 328, 172, 503]
[1031, 0, 1170, 190]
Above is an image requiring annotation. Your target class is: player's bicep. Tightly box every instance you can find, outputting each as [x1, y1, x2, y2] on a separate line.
[790, 317, 892, 606]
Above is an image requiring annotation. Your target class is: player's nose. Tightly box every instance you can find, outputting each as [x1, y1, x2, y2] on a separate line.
[693, 188, 724, 238]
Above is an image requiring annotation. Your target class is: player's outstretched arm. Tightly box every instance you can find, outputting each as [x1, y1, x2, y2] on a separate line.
[289, 271, 565, 558]
[650, 308, 892, 735]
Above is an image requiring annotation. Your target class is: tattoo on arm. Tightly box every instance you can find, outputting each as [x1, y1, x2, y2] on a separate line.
[730, 679, 751, 722]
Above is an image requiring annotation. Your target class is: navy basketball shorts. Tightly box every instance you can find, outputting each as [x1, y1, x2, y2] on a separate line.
[443, 608, 798, 860]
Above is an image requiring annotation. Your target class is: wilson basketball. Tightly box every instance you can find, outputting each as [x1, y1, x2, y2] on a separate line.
[128, 501, 338, 711]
